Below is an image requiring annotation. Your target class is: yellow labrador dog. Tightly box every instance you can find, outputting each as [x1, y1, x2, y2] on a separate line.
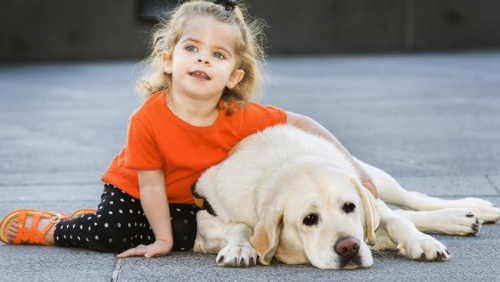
[192, 125, 500, 269]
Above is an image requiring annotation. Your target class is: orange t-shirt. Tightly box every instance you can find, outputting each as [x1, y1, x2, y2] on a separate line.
[101, 90, 287, 203]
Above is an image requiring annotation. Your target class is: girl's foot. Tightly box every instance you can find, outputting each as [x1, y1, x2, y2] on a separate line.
[0, 209, 68, 245]
[6, 217, 55, 245]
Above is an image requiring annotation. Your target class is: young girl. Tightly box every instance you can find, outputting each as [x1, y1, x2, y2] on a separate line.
[0, 0, 377, 258]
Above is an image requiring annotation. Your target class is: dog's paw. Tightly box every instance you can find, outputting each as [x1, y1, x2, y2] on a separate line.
[216, 243, 257, 267]
[397, 233, 450, 261]
[434, 208, 481, 236]
[451, 198, 500, 223]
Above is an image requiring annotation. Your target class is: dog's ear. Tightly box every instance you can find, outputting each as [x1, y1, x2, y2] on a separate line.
[249, 209, 283, 265]
[350, 178, 380, 245]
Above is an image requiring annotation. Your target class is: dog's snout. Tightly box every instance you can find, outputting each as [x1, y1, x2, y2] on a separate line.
[334, 236, 360, 258]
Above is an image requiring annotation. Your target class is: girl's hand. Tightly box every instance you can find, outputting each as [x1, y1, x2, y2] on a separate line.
[117, 239, 173, 258]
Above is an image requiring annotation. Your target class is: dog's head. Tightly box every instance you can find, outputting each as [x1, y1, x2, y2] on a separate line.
[250, 167, 379, 269]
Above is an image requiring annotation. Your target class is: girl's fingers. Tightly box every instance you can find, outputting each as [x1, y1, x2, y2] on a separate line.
[117, 246, 147, 258]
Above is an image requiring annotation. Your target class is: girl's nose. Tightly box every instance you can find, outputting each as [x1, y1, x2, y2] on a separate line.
[197, 57, 210, 65]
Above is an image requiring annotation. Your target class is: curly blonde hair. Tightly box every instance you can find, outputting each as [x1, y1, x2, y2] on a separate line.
[136, 0, 266, 113]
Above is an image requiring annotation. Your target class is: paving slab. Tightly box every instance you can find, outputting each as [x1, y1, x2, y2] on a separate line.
[0, 245, 117, 282]
[487, 175, 500, 193]
[0, 184, 104, 201]
[395, 175, 500, 197]
[0, 171, 103, 186]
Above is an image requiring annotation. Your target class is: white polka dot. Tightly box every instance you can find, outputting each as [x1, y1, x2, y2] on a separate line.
[56, 236, 59, 240]
[60, 225, 64, 230]
[117, 223, 121, 228]
[108, 238, 113, 243]
[190, 211, 195, 215]
[110, 201, 114, 205]
[88, 226, 91, 231]
[131, 199, 135, 202]
[134, 222, 137, 226]
[140, 235, 143, 239]
[80, 215, 84, 218]
[111, 192, 115, 196]
[80, 225, 83, 229]
[148, 236, 151, 240]
[88, 217, 91, 220]
[184, 219, 189, 224]
[176, 208, 181, 212]
[97, 215, 102, 218]
[95, 235, 99, 240]
[122, 191, 125, 193]
[63, 235, 67, 239]
[119, 210, 123, 214]
[109, 211, 113, 215]
[123, 238, 127, 242]
[180, 248, 185, 251]
[137, 210, 141, 215]
[77, 236, 80, 241]
[120, 198, 125, 202]
[70, 235, 73, 239]
[102, 200, 106, 203]
[86, 238, 89, 242]
[94, 222, 97, 226]
[128, 223, 131, 228]
[104, 223, 109, 228]
[129, 209, 133, 214]
[66, 224, 69, 228]
[72, 224, 76, 228]
[99, 206, 103, 210]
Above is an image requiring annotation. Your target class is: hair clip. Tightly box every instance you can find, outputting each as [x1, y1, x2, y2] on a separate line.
[213, 0, 237, 11]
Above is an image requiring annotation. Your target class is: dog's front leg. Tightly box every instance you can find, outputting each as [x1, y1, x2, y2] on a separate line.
[194, 211, 257, 267]
[373, 201, 450, 261]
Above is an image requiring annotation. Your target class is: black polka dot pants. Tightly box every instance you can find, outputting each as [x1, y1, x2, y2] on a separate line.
[53, 184, 200, 253]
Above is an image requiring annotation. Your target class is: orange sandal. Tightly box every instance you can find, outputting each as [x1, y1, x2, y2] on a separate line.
[0, 209, 70, 245]
[70, 209, 97, 218]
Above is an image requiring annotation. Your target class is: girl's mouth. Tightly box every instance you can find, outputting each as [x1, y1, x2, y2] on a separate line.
[189, 71, 210, 80]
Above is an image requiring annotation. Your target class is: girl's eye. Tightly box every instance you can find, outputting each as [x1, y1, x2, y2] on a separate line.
[213, 52, 225, 59]
[185, 45, 197, 52]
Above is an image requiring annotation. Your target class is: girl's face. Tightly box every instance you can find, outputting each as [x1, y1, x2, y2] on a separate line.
[163, 16, 244, 103]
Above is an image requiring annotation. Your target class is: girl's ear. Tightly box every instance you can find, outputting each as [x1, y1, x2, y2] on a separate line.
[226, 69, 245, 89]
[162, 52, 173, 74]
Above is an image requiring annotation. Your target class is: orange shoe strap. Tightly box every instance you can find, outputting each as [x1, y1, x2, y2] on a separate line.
[13, 211, 53, 245]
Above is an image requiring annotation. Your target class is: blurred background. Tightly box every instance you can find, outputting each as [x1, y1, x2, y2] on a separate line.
[1, 0, 500, 63]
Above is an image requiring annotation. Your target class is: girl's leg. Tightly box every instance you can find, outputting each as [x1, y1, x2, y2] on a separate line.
[54, 184, 153, 252]
[54, 184, 200, 252]
[169, 203, 200, 251]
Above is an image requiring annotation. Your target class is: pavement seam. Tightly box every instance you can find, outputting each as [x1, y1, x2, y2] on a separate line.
[111, 258, 123, 282]
[485, 174, 500, 194]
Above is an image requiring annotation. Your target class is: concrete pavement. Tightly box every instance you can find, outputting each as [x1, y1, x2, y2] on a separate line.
[1, 51, 500, 281]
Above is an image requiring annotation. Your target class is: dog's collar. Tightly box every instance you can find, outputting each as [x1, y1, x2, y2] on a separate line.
[191, 182, 217, 216]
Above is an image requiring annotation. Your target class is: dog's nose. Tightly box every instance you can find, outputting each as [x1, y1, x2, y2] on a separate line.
[334, 236, 360, 258]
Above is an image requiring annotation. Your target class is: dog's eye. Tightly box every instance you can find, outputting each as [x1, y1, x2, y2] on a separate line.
[303, 213, 319, 226]
[342, 203, 356, 213]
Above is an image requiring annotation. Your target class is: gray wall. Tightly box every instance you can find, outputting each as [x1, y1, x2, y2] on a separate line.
[1, 0, 500, 63]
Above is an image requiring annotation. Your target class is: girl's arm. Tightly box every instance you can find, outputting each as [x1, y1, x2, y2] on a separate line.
[285, 111, 378, 198]
[117, 169, 173, 258]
